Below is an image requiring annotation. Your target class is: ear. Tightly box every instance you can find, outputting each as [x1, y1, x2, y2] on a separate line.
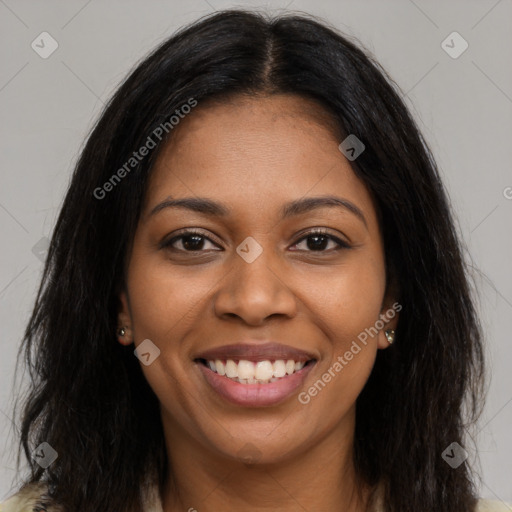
[376, 299, 400, 349]
[377, 278, 401, 350]
[117, 289, 133, 346]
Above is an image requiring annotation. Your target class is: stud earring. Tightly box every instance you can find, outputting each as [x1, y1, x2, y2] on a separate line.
[385, 329, 395, 344]
[117, 327, 126, 337]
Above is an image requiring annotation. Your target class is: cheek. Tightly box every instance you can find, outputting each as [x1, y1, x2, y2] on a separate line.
[304, 255, 386, 347]
[297, 254, 385, 408]
[126, 256, 210, 341]
[126, 256, 207, 428]
[124, 254, 210, 411]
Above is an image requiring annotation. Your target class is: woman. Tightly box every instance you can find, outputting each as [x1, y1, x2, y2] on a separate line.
[1, 8, 508, 512]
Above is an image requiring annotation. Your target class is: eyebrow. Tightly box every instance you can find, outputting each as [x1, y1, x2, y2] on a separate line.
[148, 195, 367, 228]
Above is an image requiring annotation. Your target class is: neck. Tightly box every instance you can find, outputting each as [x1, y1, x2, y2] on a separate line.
[160, 408, 371, 512]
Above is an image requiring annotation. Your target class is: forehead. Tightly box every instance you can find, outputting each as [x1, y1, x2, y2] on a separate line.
[145, 94, 378, 229]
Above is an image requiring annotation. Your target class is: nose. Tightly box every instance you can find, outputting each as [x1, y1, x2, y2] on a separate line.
[213, 247, 298, 326]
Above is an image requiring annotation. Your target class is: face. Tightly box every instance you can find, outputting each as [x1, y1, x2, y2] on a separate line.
[118, 93, 398, 466]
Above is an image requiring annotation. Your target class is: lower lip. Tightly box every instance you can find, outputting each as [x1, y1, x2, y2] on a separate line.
[196, 361, 316, 407]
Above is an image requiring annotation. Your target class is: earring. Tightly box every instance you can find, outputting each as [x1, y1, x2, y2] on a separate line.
[385, 329, 395, 345]
[117, 327, 126, 337]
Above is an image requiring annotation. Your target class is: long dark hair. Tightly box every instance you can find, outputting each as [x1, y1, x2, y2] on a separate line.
[11, 9, 485, 511]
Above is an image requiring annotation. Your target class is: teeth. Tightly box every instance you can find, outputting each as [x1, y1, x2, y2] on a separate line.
[238, 360, 254, 380]
[255, 361, 273, 381]
[225, 360, 238, 378]
[204, 358, 307, 383]
[215, 359, 225, 376]
[273, 360, 286, 378]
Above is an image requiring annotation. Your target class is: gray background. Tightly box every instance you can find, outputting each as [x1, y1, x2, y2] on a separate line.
[1, 0, 511, 504]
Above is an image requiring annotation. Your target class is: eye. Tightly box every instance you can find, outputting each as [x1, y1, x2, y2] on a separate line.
[160, 230, 221, 252]
[160, 228, 351, 254]
[290, 228, 350, 252]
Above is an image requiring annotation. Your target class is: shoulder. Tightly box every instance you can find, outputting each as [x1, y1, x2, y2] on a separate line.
[4, 484, 508, 512]
[476, 498, 512, 511]
[371, 493, 510, 512]
[0, 482, 63, 512]
[1, 480, 162, 512]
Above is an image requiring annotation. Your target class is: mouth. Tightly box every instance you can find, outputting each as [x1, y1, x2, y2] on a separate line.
[195, 357, 316, 384]
[193, 342, 318, 407]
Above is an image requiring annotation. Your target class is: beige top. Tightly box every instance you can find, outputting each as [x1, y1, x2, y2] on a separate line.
[1, 481, 510, 511]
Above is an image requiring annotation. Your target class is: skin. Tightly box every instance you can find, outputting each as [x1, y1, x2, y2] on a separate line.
[117, 93, 399, 512]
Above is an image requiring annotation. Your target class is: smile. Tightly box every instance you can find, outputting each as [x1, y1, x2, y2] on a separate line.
[200, 358, 312, 384]
[195, 358, 316, 407]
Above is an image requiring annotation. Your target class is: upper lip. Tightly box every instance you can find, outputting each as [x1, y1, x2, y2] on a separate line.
[194, 342, 317, 363]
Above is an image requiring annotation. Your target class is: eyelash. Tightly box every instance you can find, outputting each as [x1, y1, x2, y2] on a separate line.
[160, 228, 351, 254]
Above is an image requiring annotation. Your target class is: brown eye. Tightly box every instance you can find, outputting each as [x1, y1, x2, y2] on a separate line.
[160, 230, 221, 252]
[291, 229, 350, 252]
